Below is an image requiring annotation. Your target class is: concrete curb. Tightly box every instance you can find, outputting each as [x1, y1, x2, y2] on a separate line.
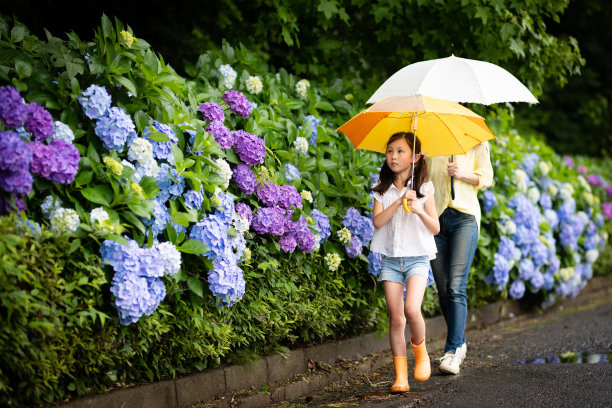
[62, 276, 612, 408]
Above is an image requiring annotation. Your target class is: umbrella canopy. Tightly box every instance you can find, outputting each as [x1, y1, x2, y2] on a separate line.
[337, 94, 495, 157]
[367, 55, 538, 105]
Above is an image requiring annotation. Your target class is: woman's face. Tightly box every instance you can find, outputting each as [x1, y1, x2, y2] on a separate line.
[385, 137, 413, 174]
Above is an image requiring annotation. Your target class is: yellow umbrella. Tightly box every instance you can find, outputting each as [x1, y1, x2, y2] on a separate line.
[336, 94, 496, 212]
[336, 94, 495, 156]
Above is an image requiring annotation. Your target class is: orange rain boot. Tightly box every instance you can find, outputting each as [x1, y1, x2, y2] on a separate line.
[411, 340, 431, 382]
[390, 356, 410, 393]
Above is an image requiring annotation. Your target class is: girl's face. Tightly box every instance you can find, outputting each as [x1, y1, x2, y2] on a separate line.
[385, 137, 414, 174]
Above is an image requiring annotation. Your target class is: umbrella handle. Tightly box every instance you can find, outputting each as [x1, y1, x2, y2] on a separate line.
[403, 198, 411, 213]
[450, 155, 455, 200]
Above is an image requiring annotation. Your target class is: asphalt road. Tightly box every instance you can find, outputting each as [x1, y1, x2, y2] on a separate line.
[275, 286, 612, 408]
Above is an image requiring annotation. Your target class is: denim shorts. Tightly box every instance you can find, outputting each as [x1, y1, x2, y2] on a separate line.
[379, 255, 430, 283]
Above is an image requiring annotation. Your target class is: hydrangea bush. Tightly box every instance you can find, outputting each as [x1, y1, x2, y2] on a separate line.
[0, 14, 609, 407]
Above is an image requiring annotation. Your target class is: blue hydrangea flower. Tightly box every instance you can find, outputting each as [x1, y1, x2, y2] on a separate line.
[144, 121, 178, 164]
[79, 84, 111, 119]
[156, 241, 182, 276]
[497, 236, 517, 261]
[539, 192, 552, 210]
[284, 163, 301, 183]
[302, 115, 322, 146]
[213, 189, 235, 226]
[509, 279, 526, 299]
[542, 272, 555, 291]
[142, 198, 170, 238]
[368, 251, 381, 277]
[556, 198, 576, 225]
[156, 163, 185, 202]
[546, 255, 560, 275]
[489, 253, 510, 290]
[529, 241, 549, 268]
[530, 270, 545, 292]
[518, 257, 535, 281]
[310, 209, 331, 242]
[482, 189, 497, 212]
[342, 207, 374, 244]
[184, 188, 204, 210]
[208, 250, 245, 306]
[521, 153, 539, 176]
[190, 213, 229, 259]
[559, 223, 578, 250]
[95, 106, 137, 151]
[543, 209, 559, 230]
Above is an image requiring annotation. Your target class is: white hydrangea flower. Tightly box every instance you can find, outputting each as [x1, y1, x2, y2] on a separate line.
[41, 195, 62, 218]
[232, 213, 250, 234]
[301, 190, 313, 203]
[324, 253, 341, 271]
[215, 157, 232, 188]
[311, 233, 321, 252]
[52, 121, 75, 144]
[337, 227, 352, 245]
[243, 247, 252, 262]
[295, 79, 310, 100]
[50, 207, 80, 234]
[128, 137, 155, 164]
[585, 249, 599, 264]
[135, 158, 160, 180]
[246, 76, 263, 94]
[547, 183, 559, 197]
[577, 176, 591, 191]
[563, 182, 575, 195]
[156, 241, 182, 276]
[503, 220, 517, 235]
[514, 169, 528, 193]
[294, 137, 309, 155]
[527, 186, 540, 203]
[538, 161, 550, 175]
[218, 64, 237, 89]
[90, 207, 109, 224]
[559, 186, 573, 201]
[559, 267, 575, 281]
[275, 73, 281, 82]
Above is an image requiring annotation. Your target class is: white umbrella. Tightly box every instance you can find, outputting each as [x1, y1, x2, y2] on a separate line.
[367, 54, 538, 105]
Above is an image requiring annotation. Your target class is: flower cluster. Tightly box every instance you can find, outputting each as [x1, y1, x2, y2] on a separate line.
[144, 120, 178, 164]
[341, 207, 374, 258]
[324, 252, 341, 271]
[101, 238, 181, 325]
[246, 75, 263, 95]
[222, 90, 252, 119]
[295, 79, 310, 100]
[302, 115, 322, 146]
[0, 86, 81, 214]
[218, 64, 237, 89]
[233, 130, 266, 165]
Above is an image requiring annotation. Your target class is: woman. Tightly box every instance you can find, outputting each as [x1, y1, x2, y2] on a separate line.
[426, 142, 493, 375]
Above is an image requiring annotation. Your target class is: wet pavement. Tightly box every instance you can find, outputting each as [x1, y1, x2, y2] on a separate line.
[270, 287, 612, 408]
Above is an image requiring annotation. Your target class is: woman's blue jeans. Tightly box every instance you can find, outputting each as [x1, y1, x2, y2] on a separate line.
[430, 207, 479, 353]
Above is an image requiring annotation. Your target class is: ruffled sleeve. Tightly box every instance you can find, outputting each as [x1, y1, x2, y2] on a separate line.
[420, 180, 435, 197]
[372, 182, 383, 202]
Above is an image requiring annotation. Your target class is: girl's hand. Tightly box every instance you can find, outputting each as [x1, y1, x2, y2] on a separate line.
[402, 190, 421, 214]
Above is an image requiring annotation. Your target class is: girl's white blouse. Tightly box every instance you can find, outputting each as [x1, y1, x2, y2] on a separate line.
[370, 181, 438, 259]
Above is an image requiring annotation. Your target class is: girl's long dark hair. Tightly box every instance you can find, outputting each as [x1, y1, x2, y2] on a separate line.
[371, 132, 428, 198]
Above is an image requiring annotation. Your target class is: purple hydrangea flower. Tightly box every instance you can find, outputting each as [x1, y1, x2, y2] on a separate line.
[24, 103, 53, 141]
[606, 185, 612, 199]
[233, 130, 266, 165]
[198, 101, 225, 122]
[603, 202, 612, 220]
[0, 85, 27, 128]
[0, 169, 33, 195]
[0, 194, 26, 215]
[235, 202, 253, 225]
[207, 121, 233, 149]
[256, 181, 280, 206]
[222, 90, 252, 118]
[252, 206, 286, 236]
[208, 251, 246, 306]
[577, 165, 587, 174]
[144, 121, 178, 163]
[277, 184, 303, 209]
[279, 233, 298, 253]
[95, 107, 137, 151]
[47, 139, 80, 184]
[190, 213, 229, 259]
[345, 235, 363, 258]
[284, 216, 316, 253]
[79, 84, 111, 119]
[0, 131, 32, 172]
[509, 279, 526, 299]
[562, 156, 574, 168]
[233, 163, 257, 194]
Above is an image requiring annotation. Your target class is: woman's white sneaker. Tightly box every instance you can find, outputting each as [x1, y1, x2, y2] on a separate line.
[439, 344, 466, 374]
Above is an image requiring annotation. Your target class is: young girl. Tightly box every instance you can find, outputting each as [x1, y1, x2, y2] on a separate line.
[370, 132, 440, 393]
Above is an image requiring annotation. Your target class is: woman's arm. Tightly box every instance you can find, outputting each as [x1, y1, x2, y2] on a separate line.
[372, 196, 404, 229]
